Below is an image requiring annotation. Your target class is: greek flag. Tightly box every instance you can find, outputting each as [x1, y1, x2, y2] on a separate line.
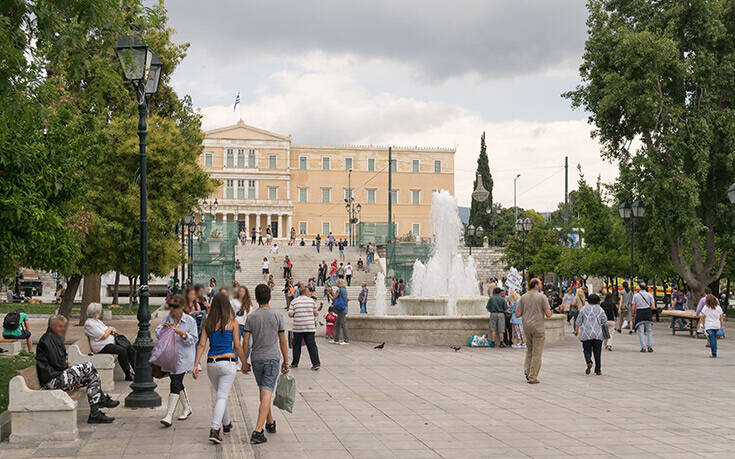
[233, 92, 240, 112]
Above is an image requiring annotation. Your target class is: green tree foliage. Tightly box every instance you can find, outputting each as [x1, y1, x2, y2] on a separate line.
[566, 0, 735, 298]
[469, 132, 493, 231]
[503, 210, 562, 276]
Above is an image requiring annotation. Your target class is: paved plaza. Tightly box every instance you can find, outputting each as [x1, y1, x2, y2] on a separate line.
[2, 319, 734, 458]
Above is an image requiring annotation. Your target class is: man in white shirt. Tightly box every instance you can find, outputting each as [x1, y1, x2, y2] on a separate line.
[632, 282, 656, 352]
[287, 286, 320, 370]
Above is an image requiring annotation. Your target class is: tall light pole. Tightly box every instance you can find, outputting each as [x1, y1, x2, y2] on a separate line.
[116, 34, 162, 408]
[618, 199, 646, 284]
[515, 217, 533, 291]
[513, 174, 521, 232]
[487, 207, 500, 247]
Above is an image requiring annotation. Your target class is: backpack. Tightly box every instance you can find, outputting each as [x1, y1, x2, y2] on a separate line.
[3, 311, 21, 331]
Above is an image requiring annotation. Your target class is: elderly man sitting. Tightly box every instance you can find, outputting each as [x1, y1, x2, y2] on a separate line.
[36, 315, 119, 423]
[84, 302, 135, 381]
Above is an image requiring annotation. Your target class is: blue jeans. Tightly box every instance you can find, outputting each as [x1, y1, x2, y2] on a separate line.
[706, 329, 718, 357]
[637, 322, 653, 349]
[670, 304, 686, 329]
[360, 302, 367, 314]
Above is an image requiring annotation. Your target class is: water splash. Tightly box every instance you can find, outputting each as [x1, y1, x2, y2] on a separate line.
[408, 190, 480, 315]
[374, 271, 387, 316]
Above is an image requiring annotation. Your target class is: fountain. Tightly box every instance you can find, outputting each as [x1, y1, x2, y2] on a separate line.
[398, 190, 486, 316]
[374, 271, 387, 316]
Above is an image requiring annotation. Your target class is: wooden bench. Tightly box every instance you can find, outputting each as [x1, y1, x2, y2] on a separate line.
[661, 310, 703, 337]
[8, 366, 83, 442]
[67, 338, 116, 393]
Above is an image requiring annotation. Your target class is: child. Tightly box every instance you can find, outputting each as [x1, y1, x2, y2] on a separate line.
[698, 294, 724, 358]
[325, 306, 337, 339]
[508, 290, 526, 349]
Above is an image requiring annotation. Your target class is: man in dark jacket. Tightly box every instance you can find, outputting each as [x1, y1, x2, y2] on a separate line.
[36, 315, 118, 423]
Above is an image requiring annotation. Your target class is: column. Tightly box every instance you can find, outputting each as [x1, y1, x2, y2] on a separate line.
[287, 214, 293, 235]
[259, 214, 265, 231]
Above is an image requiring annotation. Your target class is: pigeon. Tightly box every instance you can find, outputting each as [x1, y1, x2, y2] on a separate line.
[374, 342, 385, 349]
[450, 346, 461, 352]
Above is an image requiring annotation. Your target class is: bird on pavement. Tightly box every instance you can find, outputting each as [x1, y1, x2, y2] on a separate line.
[374, 342, 385, 349]
[450, 346, 461, 352]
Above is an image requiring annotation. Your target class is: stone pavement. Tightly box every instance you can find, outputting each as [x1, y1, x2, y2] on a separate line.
[3, 320, 735, 458]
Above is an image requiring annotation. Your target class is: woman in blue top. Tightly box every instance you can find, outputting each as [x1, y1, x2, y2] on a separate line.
[508, 290, 525, 349]
[193, 292, 247, 444]
[329, 279, 349, 344]
[156, 295, 199, 427]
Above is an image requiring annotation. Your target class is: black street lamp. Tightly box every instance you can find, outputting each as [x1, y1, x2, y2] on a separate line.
[618, 199, 646, 285]
[202, 197, 219, 215]
[466, 224, 476, 255]
[116, 34, 162, 408]
[515, 217, 533, 291]
[487, 207, 501, 247]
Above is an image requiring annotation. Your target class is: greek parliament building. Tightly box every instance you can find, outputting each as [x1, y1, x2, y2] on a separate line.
[199, 120, 455, 239]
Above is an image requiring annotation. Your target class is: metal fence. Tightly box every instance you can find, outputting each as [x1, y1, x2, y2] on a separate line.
[385, 241, 432, 294]
[191, 216, 237, 288]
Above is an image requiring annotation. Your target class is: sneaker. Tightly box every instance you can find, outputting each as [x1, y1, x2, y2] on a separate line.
[498, 343, 507, 349]
[527, 379, 540, 384]
[311, 364, 320, 371]
[222, 423, 233, 433]
[595, 370, 602, 375]
[520, 345, 527, 349]
[209, 428, 223, 444]
[640, 348, 647, 353]
[88, 411, 115, 424]
[647, 347, 654, 353]
[616, 328, 621, 334]
[329, 340, 337, 344]
[250, 430, 267, 444]
[585, 362, 592, 375]
[511, 344, 520, 349]
[100, 395, 120, 408]
[339, 341, 347, 345]
[265, 421, 276, 433]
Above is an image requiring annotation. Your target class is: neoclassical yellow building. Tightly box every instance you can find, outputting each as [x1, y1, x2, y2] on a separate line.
[199, 120, 455, 239]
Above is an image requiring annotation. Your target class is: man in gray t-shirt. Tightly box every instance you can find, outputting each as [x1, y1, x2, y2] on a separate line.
[243, 284, 289, 444]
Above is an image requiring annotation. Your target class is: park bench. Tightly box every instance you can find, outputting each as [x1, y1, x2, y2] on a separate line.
[661, 310, 704, 337]
[8, 366, 83, 442]
[67, 338, 117, 392]
[0, 338, 23, 356]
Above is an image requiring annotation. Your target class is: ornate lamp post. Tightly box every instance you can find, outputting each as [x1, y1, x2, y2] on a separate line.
[202, 197, 219, 215]
[618, 199, 646, 284]
[466, 224, 476, 255]
[515, 217, 533, 291]
[116, 34, 162, 408]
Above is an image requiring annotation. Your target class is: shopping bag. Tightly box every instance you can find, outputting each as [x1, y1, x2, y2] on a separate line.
[149, 326, 178, 372]
[273, 373, 296, 413]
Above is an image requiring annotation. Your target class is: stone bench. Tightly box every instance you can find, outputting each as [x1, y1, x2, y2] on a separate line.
[8, 366, 83, 442]
[0, 339, 22, 356]
[67, 338, 116, 393]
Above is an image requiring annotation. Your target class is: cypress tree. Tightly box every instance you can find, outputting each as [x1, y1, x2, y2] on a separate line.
[469, 132, 493, 234]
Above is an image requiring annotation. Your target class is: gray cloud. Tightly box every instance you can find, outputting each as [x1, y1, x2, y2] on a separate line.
[164, 0, 587, 82]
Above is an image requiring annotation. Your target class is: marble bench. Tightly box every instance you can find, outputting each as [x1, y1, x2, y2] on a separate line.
[67, 338, 117, 393]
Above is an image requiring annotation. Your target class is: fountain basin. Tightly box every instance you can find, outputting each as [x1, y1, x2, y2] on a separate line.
[346, 314, 566, 347]
[396, 296, 488, 316]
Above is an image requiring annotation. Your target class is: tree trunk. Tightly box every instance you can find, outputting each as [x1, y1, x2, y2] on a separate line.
[58, 274, 82, 319]
[80, 274, 101, 325]
[112, 271, 120, 305]
[127, 275, 135, 306]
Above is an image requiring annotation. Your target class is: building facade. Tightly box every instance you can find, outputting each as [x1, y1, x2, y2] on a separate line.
[200, 120, 455, 239]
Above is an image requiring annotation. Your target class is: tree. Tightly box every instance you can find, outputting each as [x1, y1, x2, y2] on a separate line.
[469, 132, 493, 231]
[565, 0, 735, 300]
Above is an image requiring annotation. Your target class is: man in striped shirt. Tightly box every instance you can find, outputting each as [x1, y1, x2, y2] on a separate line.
[288, 286, 321, 370]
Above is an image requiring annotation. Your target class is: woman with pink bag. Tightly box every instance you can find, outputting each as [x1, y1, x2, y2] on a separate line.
[155, 294, 198, 427]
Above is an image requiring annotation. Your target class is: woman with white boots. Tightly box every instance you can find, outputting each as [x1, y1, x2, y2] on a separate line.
[193, 292, 248, 443]
[156, 294, 198, 427]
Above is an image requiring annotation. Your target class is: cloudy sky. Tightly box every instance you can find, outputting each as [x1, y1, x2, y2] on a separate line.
[164, 0, 618, 211]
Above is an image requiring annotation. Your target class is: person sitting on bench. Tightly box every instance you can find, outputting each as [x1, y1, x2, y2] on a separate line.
[84, 302, 136, 381]
[36, 315, 119, 423]
[3, 308, 32, 352]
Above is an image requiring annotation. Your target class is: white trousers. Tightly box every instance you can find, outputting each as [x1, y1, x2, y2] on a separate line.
[207, 360, 237, 430]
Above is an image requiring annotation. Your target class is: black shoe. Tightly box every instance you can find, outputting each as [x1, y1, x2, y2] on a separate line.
[88, 411, 115, 424]
[222, 423, 233, 433]
[647, 347, 654, 352]
[124, 375, 134, 381]
[595, 370, 602, 375]
[616, 329, 621, 334]
[265, 421, 276, 434]
[629, 330, 633, 334]
[585, 362, 592, 375]
[498, 343, 507, 349]
[311, 364, 320, 371]
[290, 364, 298, 368]
[250, 430, 267, 444]
[209, 428, 223, 444]
[100, 396, 120, 408]
[640, 348, 647, 353]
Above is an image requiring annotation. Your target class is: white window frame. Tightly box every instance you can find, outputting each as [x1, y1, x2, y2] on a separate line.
[412, 223, 421, 236]
[366, 188, 376, 204]
[298, 187, 308, 203]
[434, 159, 442, 173]
[367, 157, 376, 172]
[322, 221, 331, 235]
[322, 156, 331, 170]
[299, 156, 307, 170]
[204, 152, 213, 167]
[237, 179, 246, 199]
[248, 149, 257, 168]
[412, 159, 420, 173]
[247, 180, 256, 199]
[226, 149, 235, 168]
[269, 154, 277, 169]
[237, 149, 245, 168]
[268, 186, 278, 201]
[344, 157, 353, 171]
[298, 221, 308, 235]
[321, 187, 331, 203]
[390, 189, 399, 204]
[390, 159, 397, 172]
[225, 179, 234, 198]
[411, 189, 421, 205]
